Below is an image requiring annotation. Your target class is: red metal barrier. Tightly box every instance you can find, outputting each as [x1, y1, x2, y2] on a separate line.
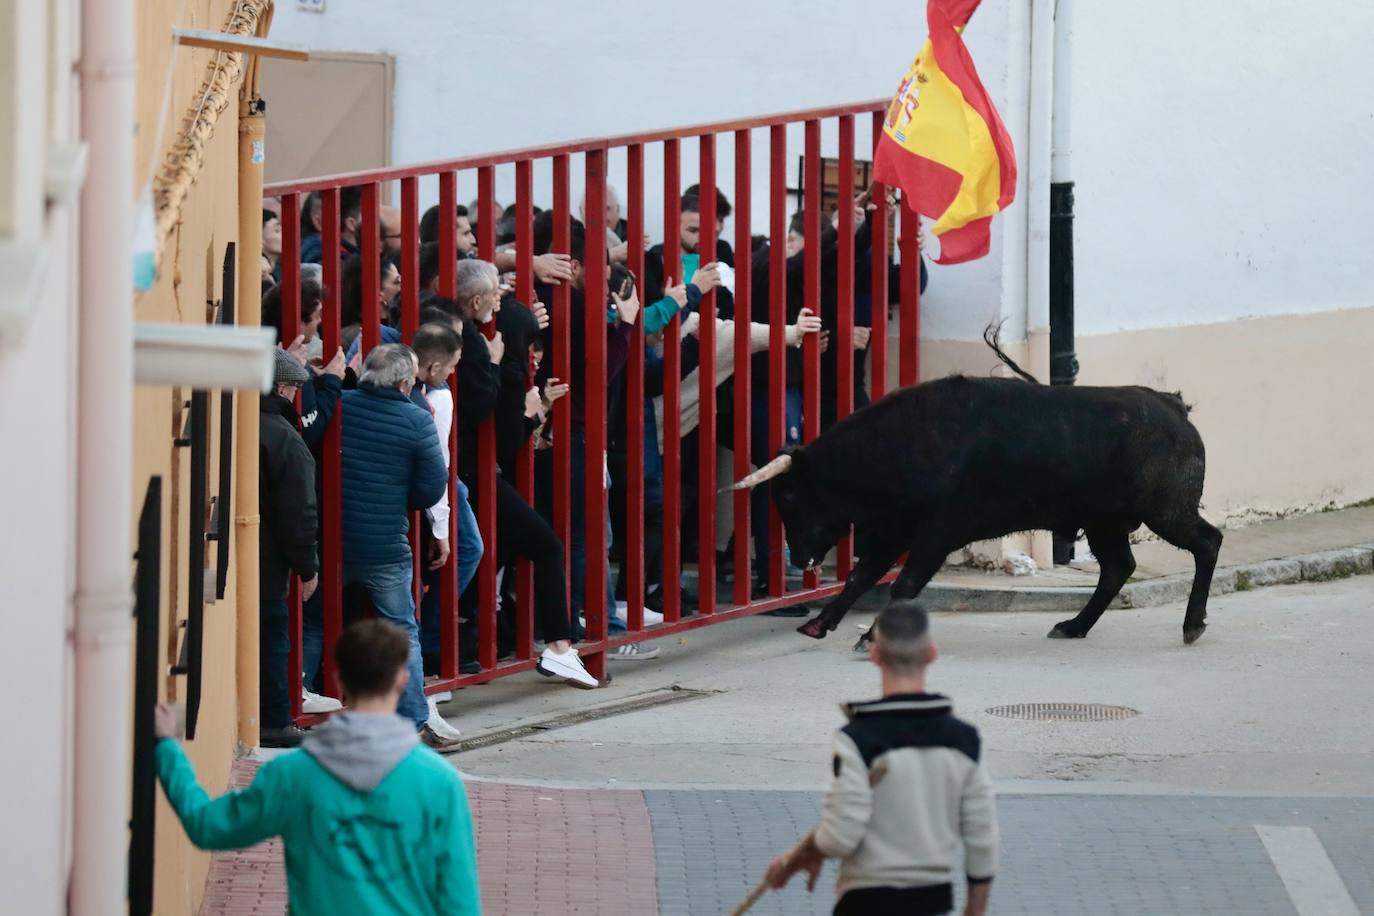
[264, 98, 919, 713]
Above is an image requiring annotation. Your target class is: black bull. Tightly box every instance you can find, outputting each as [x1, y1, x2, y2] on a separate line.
[729, 370, 1222, 645]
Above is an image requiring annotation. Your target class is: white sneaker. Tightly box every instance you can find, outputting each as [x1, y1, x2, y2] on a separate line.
[425, 697, 462, 740]
[431, 690, 453, 704]
[302, 689, 342, 714]
[609, 641, 661, 661]
[536, 645, 599, 689]
[613, 602, 665, 627]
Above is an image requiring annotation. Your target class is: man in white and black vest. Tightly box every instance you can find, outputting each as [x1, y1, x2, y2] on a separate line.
[765, 600, 999, 916]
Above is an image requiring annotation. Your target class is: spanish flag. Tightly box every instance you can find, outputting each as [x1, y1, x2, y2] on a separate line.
[873, 0, 1017, 264]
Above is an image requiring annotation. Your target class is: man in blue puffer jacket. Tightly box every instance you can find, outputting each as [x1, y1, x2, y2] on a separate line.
[341, 343, 451, 745]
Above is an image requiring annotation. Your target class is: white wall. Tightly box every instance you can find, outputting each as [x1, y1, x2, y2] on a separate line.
[1068, 1, 1374, 335]
[269, 0, 1024, 342]
[0, 206, 78, 916]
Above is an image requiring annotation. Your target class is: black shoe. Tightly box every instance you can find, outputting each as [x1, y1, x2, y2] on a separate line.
[763, 605, 810, 617]
[459, 659, 482, 676]
[753, 581, 810, 616]
[261, 725, 306, 748]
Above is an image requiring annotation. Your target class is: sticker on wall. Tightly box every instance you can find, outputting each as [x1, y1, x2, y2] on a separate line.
[252, 139, 265, 165]
[297, 0, 325, 12]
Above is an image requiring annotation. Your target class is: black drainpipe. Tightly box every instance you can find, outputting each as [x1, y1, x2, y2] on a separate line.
[1050, 180, 1078, 566]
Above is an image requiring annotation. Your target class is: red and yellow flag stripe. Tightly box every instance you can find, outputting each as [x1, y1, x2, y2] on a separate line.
[874, 0, 1017, 264]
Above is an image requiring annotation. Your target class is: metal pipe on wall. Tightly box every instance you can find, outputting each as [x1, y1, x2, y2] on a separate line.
[1024, 0, 1057, 570]
[72, 0, 136, 907]
[1049, 0, 1079, 565]
[235, 94, 267, 748]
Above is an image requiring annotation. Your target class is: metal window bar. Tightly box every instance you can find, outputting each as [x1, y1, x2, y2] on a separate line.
[128, 477, 162, 916]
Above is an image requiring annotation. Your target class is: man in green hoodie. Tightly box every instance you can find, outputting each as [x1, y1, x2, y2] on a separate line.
[153, 619, 481, 915]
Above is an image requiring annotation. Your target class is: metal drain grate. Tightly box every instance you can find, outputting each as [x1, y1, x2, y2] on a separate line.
[986, 702, 1139, 722]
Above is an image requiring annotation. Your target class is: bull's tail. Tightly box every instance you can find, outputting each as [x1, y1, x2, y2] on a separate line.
[983, 321, 1041, 384]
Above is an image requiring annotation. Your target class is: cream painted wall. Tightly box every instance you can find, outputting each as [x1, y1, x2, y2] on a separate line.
[1076, 306, 1374, 523]
[135, 1, 248, 912]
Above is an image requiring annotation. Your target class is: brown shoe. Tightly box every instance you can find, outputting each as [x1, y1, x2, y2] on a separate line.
[420, 724, 462, 751]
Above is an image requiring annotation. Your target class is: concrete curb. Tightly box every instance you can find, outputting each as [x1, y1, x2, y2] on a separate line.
[854, 545, 1374, 614]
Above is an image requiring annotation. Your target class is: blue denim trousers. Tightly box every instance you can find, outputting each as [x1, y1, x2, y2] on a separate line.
[342, 560, 429, 729]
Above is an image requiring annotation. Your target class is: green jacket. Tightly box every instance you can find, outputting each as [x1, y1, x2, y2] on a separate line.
[155, 713, 480, 915]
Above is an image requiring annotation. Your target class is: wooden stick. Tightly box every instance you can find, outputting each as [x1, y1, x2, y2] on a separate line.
[727, 834, 813, 916]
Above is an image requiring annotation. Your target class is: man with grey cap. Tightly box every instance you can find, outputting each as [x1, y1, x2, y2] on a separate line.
[259, 347, 321, 747]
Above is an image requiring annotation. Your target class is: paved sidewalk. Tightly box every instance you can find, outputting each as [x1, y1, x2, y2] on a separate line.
[912, 505, 1374, 612]
[199, 770, 1374, 915]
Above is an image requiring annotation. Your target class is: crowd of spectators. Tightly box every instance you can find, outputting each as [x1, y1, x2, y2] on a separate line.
[255, 181, 925, 748]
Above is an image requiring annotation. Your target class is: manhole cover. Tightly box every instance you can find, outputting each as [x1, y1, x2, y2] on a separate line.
[986, 703, 1139, 722]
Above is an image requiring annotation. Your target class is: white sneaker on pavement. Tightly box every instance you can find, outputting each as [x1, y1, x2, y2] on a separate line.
[609, 641, 660, 661]
[536, 645, 599, 689]
[302, 689, 342, 715]
[425, 697, 463, 741]
[613, 601, 665, 627]
[431, 690, 453, 704]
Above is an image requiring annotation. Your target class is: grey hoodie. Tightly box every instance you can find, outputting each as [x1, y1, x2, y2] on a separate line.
[301, 711, 420, 791]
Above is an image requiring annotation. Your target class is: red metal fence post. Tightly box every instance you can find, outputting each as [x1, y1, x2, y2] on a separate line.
[320, 187, 344, 700]
[625, 144, 646, 630]
[514, 160, 536, 660]
[766, 126, 787, 598]
[399, 178, 423, 611]
[696, 134, 717, 617]
[360, 183, 381, 357]
[552, 157, 573, 615]
[583, 149, 609, 679]
[475, 166, 499, 670]
[869, 111, 889, 401]
[802, 120, 822, 590]
[280, 193, 304, 720]
[438, 171, 459, 680]
[661, 139, 683, 622]
[836, 116, 856, 582]
[732, 129, 752, 607]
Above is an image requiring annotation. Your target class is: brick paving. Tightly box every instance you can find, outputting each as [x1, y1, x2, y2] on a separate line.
[196, 757, 1374, 915]
[197, 760, 658, 916]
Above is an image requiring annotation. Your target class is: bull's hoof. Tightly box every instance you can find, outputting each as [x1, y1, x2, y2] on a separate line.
[1047, 620, 1088, 639]
[851, 631, 872, 655]
[797, 617, 829, 640]
[1182, 624, 1206, 645]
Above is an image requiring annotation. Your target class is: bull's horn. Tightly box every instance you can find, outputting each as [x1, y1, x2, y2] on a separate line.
[721, 454, 793, 492]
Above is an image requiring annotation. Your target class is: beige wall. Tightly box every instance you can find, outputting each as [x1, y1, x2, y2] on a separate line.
[135, 1, 246, 912]
[886, 304, 1374, 542]
[1075, 306, 1374, 525]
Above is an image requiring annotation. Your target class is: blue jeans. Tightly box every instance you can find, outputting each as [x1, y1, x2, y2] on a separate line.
[422, 478, 484, 661]
[570, 429, 625, 639]
[343, 561, 429, 729]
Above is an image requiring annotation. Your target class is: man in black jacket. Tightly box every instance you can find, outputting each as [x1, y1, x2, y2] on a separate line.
[260, 349, 320, 747]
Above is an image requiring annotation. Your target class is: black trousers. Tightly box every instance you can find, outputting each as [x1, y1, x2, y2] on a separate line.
[833, 883, 953, 916]
[259, 597, 291, 729]
[460, 473, 571, 645]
